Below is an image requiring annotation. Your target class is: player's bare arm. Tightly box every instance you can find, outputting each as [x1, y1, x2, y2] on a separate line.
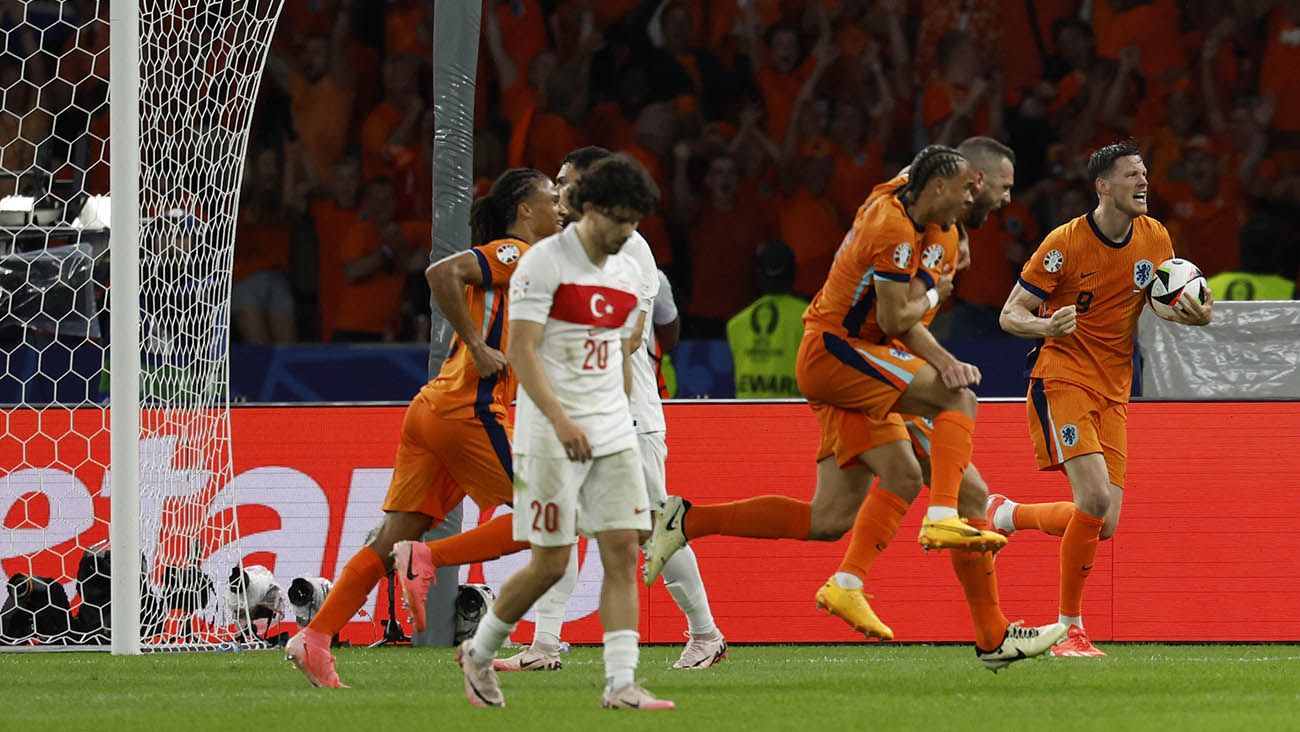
[622, 331, 637, 398]
[998, 283, 1077, 339]
[426, 252, 507, 378]
[507, 319, 593, 462]
[625, 310, 647, 355]
[622, 309, 645, 400]
[897, 323, 981, 390]
[875, 278, 952, 338]
[1165, 285, 1214, 326]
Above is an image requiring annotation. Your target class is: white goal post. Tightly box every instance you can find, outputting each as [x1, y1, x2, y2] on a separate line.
[1, 0, 283, 653]
[109, 0, 143, 657]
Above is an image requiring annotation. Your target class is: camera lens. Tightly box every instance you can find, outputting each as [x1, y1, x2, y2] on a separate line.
[457, 586, 484, 615]
[287, 578, 314, 607]
[228, 566, 248, 593]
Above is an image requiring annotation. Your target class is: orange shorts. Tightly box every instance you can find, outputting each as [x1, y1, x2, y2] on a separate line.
[796, 329, 927, 419]
[813, 411, 936, 468]
[381, 394, 515, 520]
[1027, 378, 1128, 488]
[902, 415, 934, 459]
[813, 407, 909, 468]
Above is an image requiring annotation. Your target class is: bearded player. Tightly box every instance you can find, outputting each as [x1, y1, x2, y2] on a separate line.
[815, 137, 1065, 669]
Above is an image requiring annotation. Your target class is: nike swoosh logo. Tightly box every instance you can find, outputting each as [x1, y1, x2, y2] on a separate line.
[518, 658, 539, 669]
[664, 508, 681, 532]
[1080, 271, 1098, 279]
[468, 678, 499, 706]
[405, 547, 419, 581]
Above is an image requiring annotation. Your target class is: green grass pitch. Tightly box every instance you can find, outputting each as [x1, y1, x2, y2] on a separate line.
[3, 644, 1298, 731]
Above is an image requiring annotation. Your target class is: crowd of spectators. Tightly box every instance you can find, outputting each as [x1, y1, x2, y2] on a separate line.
[5, 0, 1300, 345]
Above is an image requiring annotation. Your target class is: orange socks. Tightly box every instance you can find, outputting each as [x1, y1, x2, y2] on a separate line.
[928, 412, 975, 509]
[685, 496, 811, 540]
[1012, 501, 1074, 536]
[1059, 509, 1104, 618]
[307, 546, 387, 636]
[425, 513, 529, 567]
[837, 488, 909, 581]
[950, 517, 1010, 650]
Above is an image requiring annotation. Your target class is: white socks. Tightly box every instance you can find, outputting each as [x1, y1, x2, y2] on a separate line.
[603, 629, 639, 692]
[1059, 614, 1082, 628]
[992, 498, 1018, 533]
[832, 571, 863, 590]
[531, 544, 579, 648]
[661, 544, 718, 638]
[926, 506, 959, 521]
[470, 609, 515, 663]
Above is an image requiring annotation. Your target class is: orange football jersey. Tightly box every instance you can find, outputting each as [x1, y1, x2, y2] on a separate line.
[804, 191, 926, 344]
[420, 237, 530, 419]
[861, 174, 960, 331]
[1018, 212, 1174, 403]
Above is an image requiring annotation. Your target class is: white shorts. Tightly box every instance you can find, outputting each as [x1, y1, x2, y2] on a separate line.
[638, 432, 668, 504]
[512, 448, 650, 547]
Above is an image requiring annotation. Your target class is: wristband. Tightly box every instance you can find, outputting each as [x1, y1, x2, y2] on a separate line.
[925, 288, 940, 309]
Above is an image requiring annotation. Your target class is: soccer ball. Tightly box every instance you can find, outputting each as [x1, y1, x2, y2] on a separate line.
[1146, 258, 1207, 320]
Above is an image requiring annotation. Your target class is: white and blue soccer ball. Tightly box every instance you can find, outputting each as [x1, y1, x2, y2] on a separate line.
[1146, 258, 1207, 320]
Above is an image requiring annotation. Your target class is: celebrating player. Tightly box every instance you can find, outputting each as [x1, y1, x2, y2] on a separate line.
[455, 155, 674, 710]
[994, 140, 1213, 657]
[816, 137, 1065, 668]
[392, 147, 725, 672]
[644, 146, 1025, 659]
[284, 167, 559, 688]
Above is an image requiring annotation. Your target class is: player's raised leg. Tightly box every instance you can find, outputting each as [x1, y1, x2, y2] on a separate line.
[894, 363, 1005, 552]
[286, 509, 430, 688]
[987, 494, 1074, 536]
[644, 491, 814, 584]
[393, 512, 528, 633]
[646, 451, 884, 586]
[817, 429, 921, 641]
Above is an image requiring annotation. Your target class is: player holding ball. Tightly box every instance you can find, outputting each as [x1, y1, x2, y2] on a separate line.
[994, 140, 1214, 657]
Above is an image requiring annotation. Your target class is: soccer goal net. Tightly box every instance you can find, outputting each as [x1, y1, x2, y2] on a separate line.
[1, 0, 283, 652]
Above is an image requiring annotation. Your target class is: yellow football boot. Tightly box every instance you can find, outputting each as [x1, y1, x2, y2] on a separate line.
[814, 579, 894, 641]
[917, 515, 1008, 553]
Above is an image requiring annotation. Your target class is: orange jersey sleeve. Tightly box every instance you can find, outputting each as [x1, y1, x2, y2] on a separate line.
[915, 224, 960, 329]
[1019, 213, 1174, 402]
[804, 193, 925, 344]
[865, 173, 956, 330]
[421, 237, 530, 419]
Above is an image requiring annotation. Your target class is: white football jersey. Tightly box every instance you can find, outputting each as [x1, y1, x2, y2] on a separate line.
[622, 231, 666, 435]
[508, 224, 644, 458]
